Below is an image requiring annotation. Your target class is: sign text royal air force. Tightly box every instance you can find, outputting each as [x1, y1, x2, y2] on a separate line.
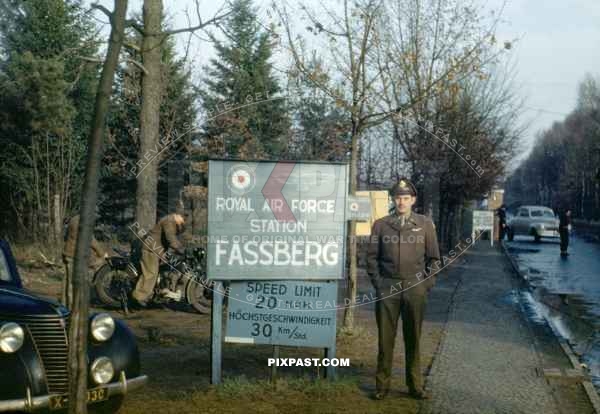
[207, 161, 348, 280]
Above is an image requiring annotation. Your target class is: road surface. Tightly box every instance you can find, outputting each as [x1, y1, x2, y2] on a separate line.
[505, 232, 600, 387]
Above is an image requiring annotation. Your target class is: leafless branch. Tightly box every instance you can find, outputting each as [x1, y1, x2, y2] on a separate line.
[126, 58, 148, 75]
[125, 19, 146, 35]
[123, 41, 141, 52]
[90, 3, 112, 20]
[40, 253, 59, 267]
[163, 1, 231, 36]
[77, 56, 104, 64]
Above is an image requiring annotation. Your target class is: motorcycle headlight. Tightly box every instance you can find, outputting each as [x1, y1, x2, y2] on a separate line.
[90, 357, 114, 384]
[0, 322, 24, 353]
[91, 313, 115, 342]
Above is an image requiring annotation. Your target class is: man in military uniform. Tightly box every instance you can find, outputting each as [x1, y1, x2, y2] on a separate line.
[367, 178, 441, 400]
[497, 204, 507, 241]
[62, 214, 106, 308]
[132, 213, 186, 307]
[558, 207, 572, 256]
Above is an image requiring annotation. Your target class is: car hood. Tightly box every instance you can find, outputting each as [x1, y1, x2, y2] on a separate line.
[0, 286, 69, 318]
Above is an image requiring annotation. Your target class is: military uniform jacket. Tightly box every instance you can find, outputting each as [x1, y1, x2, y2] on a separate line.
[143, 214, 185, 256]
[367, 212, 440, 289]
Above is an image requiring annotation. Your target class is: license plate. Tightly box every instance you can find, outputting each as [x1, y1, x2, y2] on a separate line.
[49, 387, 109, 410]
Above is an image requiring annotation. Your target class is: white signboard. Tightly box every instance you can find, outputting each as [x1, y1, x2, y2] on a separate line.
[207, 160, 348, 280]
[472, 210, 494, 246]
[225, 280, 337, 347]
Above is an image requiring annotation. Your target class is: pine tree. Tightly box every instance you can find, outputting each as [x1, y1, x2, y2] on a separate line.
[200, 0, 289, 160]
[0, 0, 99, 242]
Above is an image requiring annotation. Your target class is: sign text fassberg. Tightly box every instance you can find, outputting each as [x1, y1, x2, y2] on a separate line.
[207, 160, 348, 280]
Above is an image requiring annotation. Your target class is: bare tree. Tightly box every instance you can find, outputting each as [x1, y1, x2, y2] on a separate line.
[373, 0, 518, 246]
[375, 0, 509, 169]
[135, 0, 163, 230]
[68, 1, 128, 413]
[275, 0, 400, 330]
[131, 0, 231, 231]
[507, 74, 600, 220]
[275, 0, 520, 328]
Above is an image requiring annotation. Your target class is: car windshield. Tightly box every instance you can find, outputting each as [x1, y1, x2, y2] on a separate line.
[0, 249, 12, 282]
[531, 210, 555, 218]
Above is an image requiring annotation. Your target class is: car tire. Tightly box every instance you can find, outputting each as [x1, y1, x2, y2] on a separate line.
[534, 233, 541, 243]
[507, 229, 514, 241]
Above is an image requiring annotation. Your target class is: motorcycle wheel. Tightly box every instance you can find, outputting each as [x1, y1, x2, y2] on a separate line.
[94, 264, 135, 308]
[184, 276, 211, 314]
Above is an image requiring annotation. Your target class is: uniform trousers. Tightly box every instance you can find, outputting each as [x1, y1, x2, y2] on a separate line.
[375, 280, 427, 393]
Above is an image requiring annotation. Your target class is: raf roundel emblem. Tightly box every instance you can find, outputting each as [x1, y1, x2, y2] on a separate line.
[227, 164, 255, 194]
[399, 180, 406, 188]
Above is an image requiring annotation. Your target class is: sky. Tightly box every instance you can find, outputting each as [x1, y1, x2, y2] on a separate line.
[95, 0, 600, 170]
[488, 0, 600, 168]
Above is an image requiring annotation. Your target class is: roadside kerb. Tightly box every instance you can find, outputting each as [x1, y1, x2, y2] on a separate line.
[500, 240, 600, 414]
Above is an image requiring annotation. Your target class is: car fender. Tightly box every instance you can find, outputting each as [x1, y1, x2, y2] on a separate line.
[87, 319, 141, 383]
[0, 328, 47, 399]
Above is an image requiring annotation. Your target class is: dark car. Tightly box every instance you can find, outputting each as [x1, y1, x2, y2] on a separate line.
[0, 239, 147, 413]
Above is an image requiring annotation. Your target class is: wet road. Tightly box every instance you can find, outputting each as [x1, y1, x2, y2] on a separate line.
[505, 232, 600, 387]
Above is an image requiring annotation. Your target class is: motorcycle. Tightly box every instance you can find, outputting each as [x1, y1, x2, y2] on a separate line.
[93, 246, 211, 314]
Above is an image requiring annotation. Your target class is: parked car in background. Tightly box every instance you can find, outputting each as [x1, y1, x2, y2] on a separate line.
[507, 205, 560, 242]
[0, 239, 147, 413]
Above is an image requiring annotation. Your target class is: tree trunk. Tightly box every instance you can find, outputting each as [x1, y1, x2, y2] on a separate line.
[54, 193, 62, 248]
[450, 200, 462, 248]
[135, 0, 163, 230]
[67, 2, 128, 413]
[437, 196, 449, 252]
[343, 122, 360, 331]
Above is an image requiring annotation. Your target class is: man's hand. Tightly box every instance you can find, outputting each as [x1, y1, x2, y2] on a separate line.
[425, 275, 436, 293]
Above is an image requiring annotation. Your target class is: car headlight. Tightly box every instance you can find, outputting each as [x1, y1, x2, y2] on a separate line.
[0, 322, 24, 353]
[90, 357, 114, 384]
[91, 313, 115, 342]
